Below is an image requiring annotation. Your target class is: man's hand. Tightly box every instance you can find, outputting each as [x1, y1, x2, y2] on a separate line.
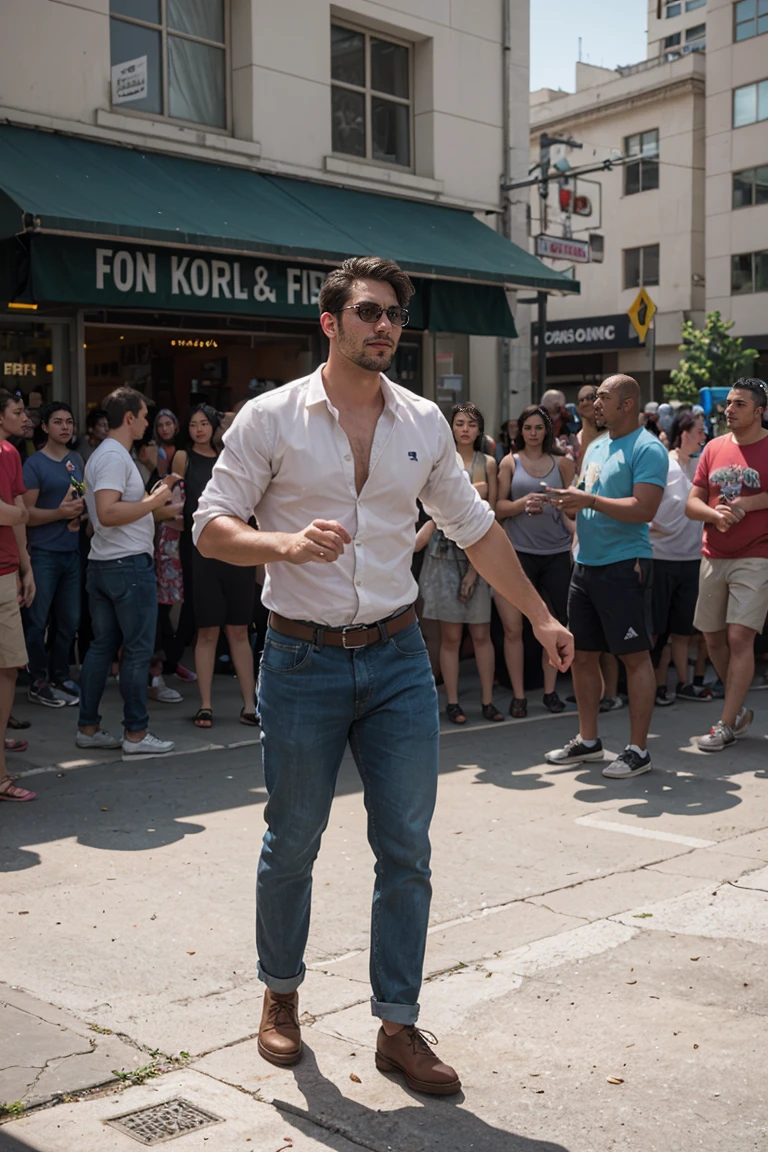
[283, 520, 352, 564]
[546, 486, 592, 515]
[18, 566, 35, 608]
[58, 488, 84, 520]
[722, 498, 748, 519]
[532, 618, 574, 674]
[713, 505, 740, 532]
[147, 481, 174, 510]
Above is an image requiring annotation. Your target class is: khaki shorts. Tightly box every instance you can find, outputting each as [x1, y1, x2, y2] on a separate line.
[0, 570, 27, 669]
[693, 556, 768, 634]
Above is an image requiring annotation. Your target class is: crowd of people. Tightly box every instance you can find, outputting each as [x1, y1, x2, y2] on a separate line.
[0, 386, 263, 802]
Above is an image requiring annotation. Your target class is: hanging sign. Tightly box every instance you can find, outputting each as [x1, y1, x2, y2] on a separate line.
[536, 234, 590, 264]
[111, 56, 148, 105]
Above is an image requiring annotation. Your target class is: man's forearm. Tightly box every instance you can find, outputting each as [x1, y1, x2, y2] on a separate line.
[591, 495, 655, 523]
[99, 495, 156, 526]
[686, 495, 719, 523]
[465, 522, 551, 626]
[13, 524, 28, 568]
[197, 516, 293, 566]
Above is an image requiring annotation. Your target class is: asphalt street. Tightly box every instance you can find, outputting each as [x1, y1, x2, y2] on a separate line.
[1, 668, 767, 1152]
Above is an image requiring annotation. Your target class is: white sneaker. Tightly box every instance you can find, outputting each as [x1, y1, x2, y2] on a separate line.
[734, 706, 754, 739]
[148, 676, 183, 704]
[122, 732, 175, 756]
[75, 729, 122, 749]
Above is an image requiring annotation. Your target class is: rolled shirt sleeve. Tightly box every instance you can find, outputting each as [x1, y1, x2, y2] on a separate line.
[418, 414, 495, 550]
[192, 404, 273, 545]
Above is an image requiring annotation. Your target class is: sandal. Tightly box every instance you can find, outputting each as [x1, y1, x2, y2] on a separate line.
[481, 703, 504, 722]
[509, 697, 527, 719]
[7, 715, 30, 730]
[239, 707, 260, 727]
[446, 703, 467, 725]
[0, 778, 36, 802]
[543, 691, 566, 714]
[4, 738, 28, 753]
[194, 708, 213, 728]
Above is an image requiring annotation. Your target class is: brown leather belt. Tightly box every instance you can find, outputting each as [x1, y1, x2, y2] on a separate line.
[268, 606, 416, 649]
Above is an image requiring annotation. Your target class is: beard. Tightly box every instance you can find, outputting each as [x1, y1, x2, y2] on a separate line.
[337, 319, 396, 374]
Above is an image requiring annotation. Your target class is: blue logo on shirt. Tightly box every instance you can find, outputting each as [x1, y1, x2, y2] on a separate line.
[408, 451, 418, 461]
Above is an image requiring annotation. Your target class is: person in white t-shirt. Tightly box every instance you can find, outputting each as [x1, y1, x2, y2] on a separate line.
[77, 387, 177, 757]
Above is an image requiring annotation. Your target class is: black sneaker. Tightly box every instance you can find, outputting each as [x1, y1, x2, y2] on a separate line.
[545, 735, 604, 765]
[602, 747, 652, 778]
[676, 682, 713, 702]
[655, 686, 674, 707]
[28, 681, 67, 708]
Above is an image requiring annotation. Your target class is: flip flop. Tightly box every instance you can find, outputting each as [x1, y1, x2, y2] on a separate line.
[194, 708, 213, 728]
[239, 707, 260, 727]
[0, 779, 36, 802]
[7, 715, 30, 730]
[4, 738, 28, 752]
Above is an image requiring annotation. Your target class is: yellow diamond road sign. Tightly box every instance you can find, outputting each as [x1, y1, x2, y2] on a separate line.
[627, 288, 657, 343]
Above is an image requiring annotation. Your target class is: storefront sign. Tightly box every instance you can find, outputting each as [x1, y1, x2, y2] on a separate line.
[26, 236, 333, 320]
[533, 313, 640, 352]
[111, 56, 148, 105]
[536, 234, 590, 264]
[3, 362, 36, 376]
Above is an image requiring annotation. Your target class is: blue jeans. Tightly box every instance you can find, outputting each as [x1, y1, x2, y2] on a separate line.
[256, 619, 439, 1025]
[78, 555, 157, 733]
[26, 548, 81, 683]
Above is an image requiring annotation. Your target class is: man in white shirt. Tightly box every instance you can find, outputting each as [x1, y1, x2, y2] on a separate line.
[77, 387, 176, 757]
[194, 256, 573, 1095]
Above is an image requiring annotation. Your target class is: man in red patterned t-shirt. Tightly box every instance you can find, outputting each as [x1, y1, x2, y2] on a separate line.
[0, 390, 36, 801]
[686, 378, 768, 751]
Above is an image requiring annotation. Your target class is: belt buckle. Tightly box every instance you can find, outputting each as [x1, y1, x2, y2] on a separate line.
[341, 625, 369, 649]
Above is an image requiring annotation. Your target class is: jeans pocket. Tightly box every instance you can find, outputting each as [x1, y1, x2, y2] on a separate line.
[260, 635, 313, 674]
[390, 621, 429, 658]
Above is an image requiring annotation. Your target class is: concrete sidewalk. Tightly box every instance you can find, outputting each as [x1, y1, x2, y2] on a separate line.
[2, 666, 768, 1150]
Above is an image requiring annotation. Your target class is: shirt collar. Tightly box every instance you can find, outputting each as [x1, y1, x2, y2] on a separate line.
[304, 364, 401, 414]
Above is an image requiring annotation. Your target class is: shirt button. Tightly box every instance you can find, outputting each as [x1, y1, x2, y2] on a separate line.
[355, 540, 362, 547]
[355, 579, 362, 586]
[344, 454, 352, 461]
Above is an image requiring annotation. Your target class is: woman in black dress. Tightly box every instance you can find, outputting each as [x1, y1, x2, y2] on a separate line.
[173, 405, 258, 728]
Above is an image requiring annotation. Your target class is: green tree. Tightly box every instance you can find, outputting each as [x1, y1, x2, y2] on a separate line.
[664, 311, 758, 403]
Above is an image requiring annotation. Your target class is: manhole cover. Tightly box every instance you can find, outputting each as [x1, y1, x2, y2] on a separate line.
[104, 1098, 224, 1145]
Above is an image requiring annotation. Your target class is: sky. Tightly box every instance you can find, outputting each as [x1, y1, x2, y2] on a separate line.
[530, 0, 649, 92]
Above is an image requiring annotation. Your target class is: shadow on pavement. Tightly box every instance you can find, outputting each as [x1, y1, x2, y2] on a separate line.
[275, 1045, 571, 1152]
[0, 1128, 39, 1152]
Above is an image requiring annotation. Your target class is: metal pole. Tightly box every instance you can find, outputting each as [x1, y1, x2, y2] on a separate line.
[537, 291, 547, 399]
[649, 321, 656, 402]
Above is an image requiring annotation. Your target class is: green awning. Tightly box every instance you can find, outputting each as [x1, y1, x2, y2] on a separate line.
[0, 124, 578, 296]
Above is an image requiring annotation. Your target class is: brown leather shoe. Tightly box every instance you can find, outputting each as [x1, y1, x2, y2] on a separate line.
[375, 1026, 461, 1095]
[257, 989, 302, 1066]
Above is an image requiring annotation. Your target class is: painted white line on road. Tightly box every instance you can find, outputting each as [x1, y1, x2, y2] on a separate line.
[15, 738, 261, 779]
[439, 709, 575, 736]
[575, 813, 716, 849]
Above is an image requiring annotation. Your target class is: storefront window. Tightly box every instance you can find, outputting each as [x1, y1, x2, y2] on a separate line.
[0, 321, 71, 407]
[434, 334, 468, 418]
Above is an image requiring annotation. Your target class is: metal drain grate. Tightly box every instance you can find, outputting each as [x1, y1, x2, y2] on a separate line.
[104, 1097, 225, 1145]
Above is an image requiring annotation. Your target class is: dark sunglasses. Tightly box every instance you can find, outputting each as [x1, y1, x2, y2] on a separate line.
[578, 393, 597, 402]
[337, 303, 409, 327]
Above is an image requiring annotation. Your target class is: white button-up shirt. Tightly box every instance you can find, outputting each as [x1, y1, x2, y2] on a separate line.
[192, 366, 494, 626]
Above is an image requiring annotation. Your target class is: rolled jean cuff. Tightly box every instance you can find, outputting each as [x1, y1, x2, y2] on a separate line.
[370, 997, 420, 1025]
[78, 711, 101, 729]
[258, 960, 305, 994]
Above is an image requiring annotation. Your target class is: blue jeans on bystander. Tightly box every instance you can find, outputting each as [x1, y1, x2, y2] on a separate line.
[26, 548, 81, 684]
[78, 554, 157, 734]
[256, 618, 439, 1025]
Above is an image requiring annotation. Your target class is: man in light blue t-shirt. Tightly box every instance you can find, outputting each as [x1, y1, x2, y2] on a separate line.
[540, 375, 668, 779]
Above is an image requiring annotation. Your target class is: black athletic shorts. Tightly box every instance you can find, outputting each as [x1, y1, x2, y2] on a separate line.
[517, 550, 571, 625]
[191, 549, 257, 629]
[651, 558, 700, 639]
[568, 558, 654, 655]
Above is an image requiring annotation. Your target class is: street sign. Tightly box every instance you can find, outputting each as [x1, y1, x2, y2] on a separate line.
[627, 288, 657, 342]
[536, 234, 590, 263]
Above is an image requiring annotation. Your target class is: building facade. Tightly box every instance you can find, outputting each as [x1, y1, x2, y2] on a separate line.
[528, 0, 768, 405]
[0, 0, 572, 434]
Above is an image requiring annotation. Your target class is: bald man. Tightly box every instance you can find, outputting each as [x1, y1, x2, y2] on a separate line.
[540, 389, 577, 451]
[543, 375, 669, 778]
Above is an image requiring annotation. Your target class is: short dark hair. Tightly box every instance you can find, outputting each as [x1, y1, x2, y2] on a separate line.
[318, 256, 414, 316]
[104, 386, 148, 429]
[41, 401, 73, 427]
[185, 403, 221, 450]
[0, 388, 23, 414]
[513, 404, 562, 455]
[731, 378, 768, 411]
[86, 408, 108, 431]
[450, 402, 485, 451]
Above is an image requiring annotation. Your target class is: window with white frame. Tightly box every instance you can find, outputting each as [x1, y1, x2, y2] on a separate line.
[665, 1, 682, 16]
[685, 22, 706, 44]
[331, 22, 412, 168]
[624, 130, 659, 195]
[109, 1, 228, 130]
[732, 250, 768, 293]
[735, 0, 768, 40]
[733, 165, 768, 207]
[624, 244, 660, 289]
[733, 78, 768, 126]
[686, 0, 706, 10]
[664, 31, 682, 46]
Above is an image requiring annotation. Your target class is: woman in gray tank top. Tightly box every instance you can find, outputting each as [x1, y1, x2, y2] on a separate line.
[495, 406, 575, 717]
